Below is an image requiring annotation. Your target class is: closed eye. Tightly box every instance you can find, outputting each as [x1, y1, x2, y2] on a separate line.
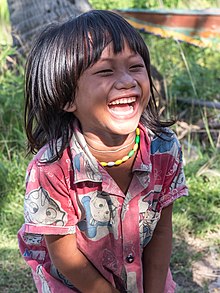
[94, 69, 113, 76]
[130, 64, 145, 71]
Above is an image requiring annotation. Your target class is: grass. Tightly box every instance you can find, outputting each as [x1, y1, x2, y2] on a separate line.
[0, 0, 12, 45]
[90, 0, 220, 9]
[173, 152, 220, 237]
[0, 234, 36, 293]
[0, 0, 220, 291]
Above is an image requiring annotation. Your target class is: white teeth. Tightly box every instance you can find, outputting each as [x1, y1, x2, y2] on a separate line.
[109, 97, 136, 105]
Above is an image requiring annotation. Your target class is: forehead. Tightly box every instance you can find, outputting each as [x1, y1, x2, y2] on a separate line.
[98, 41, 139, 60]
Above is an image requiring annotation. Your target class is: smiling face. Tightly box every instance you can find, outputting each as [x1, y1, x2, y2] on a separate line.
[66, 42, 150, 145]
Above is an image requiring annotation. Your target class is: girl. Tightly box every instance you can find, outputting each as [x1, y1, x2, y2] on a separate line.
[18, 10, 188, 293]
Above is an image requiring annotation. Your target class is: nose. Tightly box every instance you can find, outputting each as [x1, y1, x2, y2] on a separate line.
[115, 72, 137, 90]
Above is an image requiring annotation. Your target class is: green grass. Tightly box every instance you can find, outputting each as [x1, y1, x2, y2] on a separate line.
[143, 35, 220, 121]
[0, 151, 36, 292]
[171, 152, 220, 292]
[0, 45, 34, 291]
[0, 0, 12, 45]
[89, 0, 220, 9]
[1, 0, 220, 291]
[173, 153, 220, 239]
[0, 234, 36, 293]
[174, 177, 220, 237]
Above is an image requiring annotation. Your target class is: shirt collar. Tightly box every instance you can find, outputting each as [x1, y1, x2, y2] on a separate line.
[69, 120, 152, 184]
[132, 122, 152, 173]
[69, 120, 102, 184]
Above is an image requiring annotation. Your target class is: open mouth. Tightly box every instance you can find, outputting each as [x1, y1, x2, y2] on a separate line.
[108, 97, 137, 116]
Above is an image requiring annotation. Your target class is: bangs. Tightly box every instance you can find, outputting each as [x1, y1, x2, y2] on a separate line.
[74, 10, 149, 72]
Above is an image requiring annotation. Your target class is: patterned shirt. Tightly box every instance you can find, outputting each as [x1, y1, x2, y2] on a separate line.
[18, 122, 188, 293]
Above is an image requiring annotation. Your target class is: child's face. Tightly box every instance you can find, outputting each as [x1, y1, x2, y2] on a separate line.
[66, 42, 150, 140]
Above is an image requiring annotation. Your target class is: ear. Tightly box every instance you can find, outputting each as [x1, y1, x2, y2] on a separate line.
[63, 101, 77, 112]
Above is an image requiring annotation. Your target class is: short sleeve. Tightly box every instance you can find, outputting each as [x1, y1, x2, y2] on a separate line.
[151, 131, 188, 209]
[23, 152, 79, 235]
[161, 135, 188, 208]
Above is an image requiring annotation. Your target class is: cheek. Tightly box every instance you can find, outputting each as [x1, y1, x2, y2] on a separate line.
[143, 78, 151, 99]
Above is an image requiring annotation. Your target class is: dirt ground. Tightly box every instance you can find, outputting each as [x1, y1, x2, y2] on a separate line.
[173, 233, 220, 293]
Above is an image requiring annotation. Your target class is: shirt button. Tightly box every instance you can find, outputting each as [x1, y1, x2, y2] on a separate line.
[126, 254, 134, 263]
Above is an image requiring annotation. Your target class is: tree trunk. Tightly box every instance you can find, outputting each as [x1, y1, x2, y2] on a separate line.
[7, 0, 91, 56]
[7, 0, 165, 100]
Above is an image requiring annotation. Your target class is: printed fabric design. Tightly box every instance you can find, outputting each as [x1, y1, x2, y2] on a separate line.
[77, 191, 119, 240]
[24, 187, 68, 226]
[18, 121, 188, 293]
[138, 196, 161, 247]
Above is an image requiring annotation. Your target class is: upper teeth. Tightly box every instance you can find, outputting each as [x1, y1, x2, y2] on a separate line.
[109, 97, 136, 105]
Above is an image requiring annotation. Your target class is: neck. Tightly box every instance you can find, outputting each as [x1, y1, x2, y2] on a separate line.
[84, 128, 140, 167]
[87, 139, 135, 153]
[85, 132, 135, 151]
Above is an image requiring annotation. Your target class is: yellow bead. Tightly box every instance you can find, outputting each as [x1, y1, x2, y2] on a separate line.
[115, 159, 123, 165]
[133, 143, 138, 152]
[99, 127, 140, 167]
[122, 155, 129, 162]
[136, 127, 140, 136]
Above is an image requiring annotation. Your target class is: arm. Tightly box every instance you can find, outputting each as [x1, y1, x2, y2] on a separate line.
[143, 204, 173, 293]
[45, 234, 119, 293]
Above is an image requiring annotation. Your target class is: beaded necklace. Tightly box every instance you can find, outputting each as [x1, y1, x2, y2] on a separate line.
[100, 127, 140, 167]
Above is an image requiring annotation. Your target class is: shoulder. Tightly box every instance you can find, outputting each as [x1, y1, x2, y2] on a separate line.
[150, 128, 182, 159]
[26, 142, 72, 186]
[30, 138, 71, 166]
[138, 123, 182, 164]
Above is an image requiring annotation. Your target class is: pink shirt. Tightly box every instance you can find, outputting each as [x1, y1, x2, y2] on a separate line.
[18, 122, 188, 293]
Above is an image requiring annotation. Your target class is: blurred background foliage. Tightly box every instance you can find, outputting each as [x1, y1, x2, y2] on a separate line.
[0, 0, 220, 292]
[89, 0, 220, 9]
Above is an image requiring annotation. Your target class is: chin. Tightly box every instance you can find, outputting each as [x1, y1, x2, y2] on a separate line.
[112, 121, 139, 135]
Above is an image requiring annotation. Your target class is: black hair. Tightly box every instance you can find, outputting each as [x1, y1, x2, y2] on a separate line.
[25, 9, 174, 160]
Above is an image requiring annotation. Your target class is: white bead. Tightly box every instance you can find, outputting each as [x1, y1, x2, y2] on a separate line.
[107, 161, 115, 167]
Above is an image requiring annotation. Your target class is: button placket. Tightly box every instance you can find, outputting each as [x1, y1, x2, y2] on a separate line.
[126, 253, 134, 263]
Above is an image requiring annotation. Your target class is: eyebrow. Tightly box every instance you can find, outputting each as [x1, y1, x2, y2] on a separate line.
[99, 53, 140, 63]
